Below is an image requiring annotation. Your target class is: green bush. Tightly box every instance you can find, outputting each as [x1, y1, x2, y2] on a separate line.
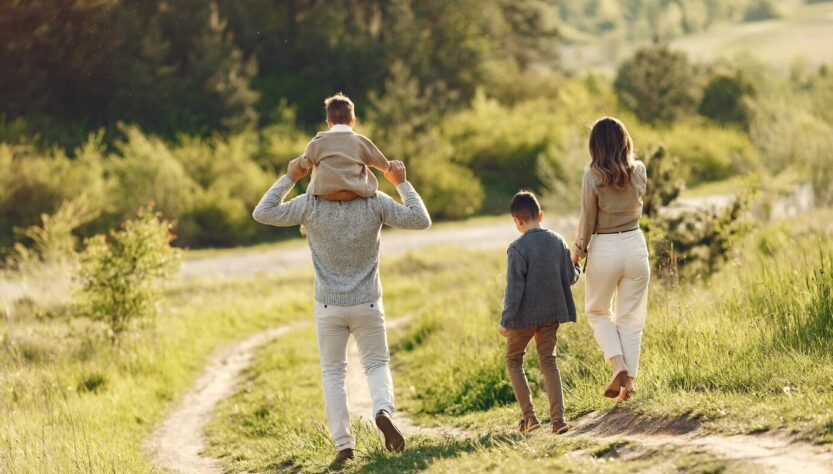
[614, 43, 698, 124]
[699, 71, 754, 126]
[0, 140, 106, 254]
[635, 121, 761, 184]
[743, 0, 780, 21]
[77, 209, 180, 344]
[641, 145, 751, 280]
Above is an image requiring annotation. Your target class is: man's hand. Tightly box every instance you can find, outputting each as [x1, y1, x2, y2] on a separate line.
[384, 160, 407, 186]
[497, 325, 509, 337]
[571, 252, 581, 266]
[287, 156, 309, 182]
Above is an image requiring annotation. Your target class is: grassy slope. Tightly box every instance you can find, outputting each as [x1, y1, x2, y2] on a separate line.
[396, 211, 833, 440]
[561, 1, 833, 74]
[0, 270, 314, 473]
[204, 251, 744, 473]
[3, 207, 831, 473]
[204, 208, 833, 472]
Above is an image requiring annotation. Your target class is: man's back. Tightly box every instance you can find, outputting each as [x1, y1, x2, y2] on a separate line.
[252, 174, 430, 305]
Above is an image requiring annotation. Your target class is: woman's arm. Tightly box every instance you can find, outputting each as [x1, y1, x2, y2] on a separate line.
[572, 170, 598, 260]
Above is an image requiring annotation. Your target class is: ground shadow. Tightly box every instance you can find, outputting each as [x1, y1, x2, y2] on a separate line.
[346, 432, 518, 474]
[571, 407, 701, 437]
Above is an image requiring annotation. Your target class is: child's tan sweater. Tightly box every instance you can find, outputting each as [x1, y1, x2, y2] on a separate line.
[300, 128, 390, 197]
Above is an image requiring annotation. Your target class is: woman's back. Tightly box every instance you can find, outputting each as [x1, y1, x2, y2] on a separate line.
[587, 159, 646, 233]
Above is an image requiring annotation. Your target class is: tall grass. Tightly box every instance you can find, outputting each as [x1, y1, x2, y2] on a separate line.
[0, 271, 314, 473]
[389, 210, 833, 439]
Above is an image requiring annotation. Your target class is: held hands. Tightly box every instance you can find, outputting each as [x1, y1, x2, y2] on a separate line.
[496, 325, 509, 337]
[287, 156, 309, 182]
[384, 160, 407, 186]
[571, 252, 581, 266]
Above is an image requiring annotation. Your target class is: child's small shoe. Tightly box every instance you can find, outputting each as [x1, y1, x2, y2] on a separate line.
[551, 419, 569, 435]
[518, 416, 541, 434]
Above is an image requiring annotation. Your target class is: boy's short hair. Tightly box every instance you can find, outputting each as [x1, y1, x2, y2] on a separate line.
[325, 93, 355, 124]
[510, 191, 541, 221]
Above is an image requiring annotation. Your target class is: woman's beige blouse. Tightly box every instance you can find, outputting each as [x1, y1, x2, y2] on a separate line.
[573, 160, 647, 258]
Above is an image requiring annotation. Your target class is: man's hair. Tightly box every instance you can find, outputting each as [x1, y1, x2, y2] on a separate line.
[510, 191, 541, 221]
[324, 93, 355, 124]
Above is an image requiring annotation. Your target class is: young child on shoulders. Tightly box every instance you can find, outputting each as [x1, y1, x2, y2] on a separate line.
[498, 191, 581, 435]
[298, 93, 390, 201]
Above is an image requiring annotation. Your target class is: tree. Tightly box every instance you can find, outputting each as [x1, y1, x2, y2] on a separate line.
[699, 70, 754, 126]
[614, 42, 698, 124]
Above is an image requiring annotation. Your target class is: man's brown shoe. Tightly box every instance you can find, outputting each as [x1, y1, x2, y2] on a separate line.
[332, 448, 354, 465]
[375, 410, 405, 453]
[518, 416, 542, 434]
[551, 419, 569, 435]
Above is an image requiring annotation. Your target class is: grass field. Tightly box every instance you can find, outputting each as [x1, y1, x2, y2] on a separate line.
[202, 208, 833, 472]
[561, 0, 833, 73]
[0, 269, 314, 472]
[2, 205, 832, 472]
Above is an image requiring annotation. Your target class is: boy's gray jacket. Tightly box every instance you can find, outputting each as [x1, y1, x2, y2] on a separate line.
[500, 228, 580, 328]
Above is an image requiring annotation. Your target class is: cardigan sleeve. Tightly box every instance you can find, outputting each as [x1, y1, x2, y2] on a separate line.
[573, 169, 598, 259]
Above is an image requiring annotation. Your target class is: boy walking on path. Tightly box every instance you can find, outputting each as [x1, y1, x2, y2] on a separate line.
[498, 191, 580, 434]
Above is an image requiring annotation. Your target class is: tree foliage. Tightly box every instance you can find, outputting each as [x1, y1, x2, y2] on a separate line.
[0, 0, 557, 145]
[641, 145, 750, 280]
[699, 70, 754, 126]
[614, 42, 698, 124]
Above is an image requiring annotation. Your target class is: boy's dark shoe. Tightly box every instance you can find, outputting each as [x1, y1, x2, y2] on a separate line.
[375, 410, 405, 453]
[551, 419, 569, 435]
[518, 416, 542, 434]
[331, 448, 355, 466]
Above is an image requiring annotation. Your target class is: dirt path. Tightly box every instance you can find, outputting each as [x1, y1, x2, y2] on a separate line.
[570, 410, 833, 473]
[145, 316, 833, 474]
[145, 322, 305, 474]
[180, 218, 569, 280]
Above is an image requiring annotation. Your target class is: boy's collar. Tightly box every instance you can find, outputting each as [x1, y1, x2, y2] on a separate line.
[328, 124, 353, 133]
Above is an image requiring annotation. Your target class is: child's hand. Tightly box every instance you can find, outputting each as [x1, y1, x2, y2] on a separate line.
[287, 156, 309, 182]
[496, 325, 509, 337]
[384, 160, 407, 185]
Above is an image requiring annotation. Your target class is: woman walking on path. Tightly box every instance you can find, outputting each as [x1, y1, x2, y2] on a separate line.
[572, 117, 650, 402]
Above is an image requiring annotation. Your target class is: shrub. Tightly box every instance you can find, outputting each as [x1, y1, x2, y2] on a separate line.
[699, 71, 754, 126]
[641, 145, 750, 280]
[107, 126, 199, 227]
[614, 43, 698, 124]
[743, 0, 780, 21]
[634, 121, 761, 185]
[0, 139, 106, 254]
[6, 195, 99, 270]
[442, 94, 555, 212]
[77, 209, 180, 344]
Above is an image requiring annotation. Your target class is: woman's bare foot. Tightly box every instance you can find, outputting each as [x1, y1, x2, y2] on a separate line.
[615, 377, 636, 403]
[604, 356, 629, 398]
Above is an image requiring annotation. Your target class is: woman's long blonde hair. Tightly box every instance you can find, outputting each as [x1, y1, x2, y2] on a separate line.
[588, 117, 635, 190]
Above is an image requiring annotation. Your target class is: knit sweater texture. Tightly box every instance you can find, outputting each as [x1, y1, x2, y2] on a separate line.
[252, 175, 431, 305]
[500, 228, 580, 328]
